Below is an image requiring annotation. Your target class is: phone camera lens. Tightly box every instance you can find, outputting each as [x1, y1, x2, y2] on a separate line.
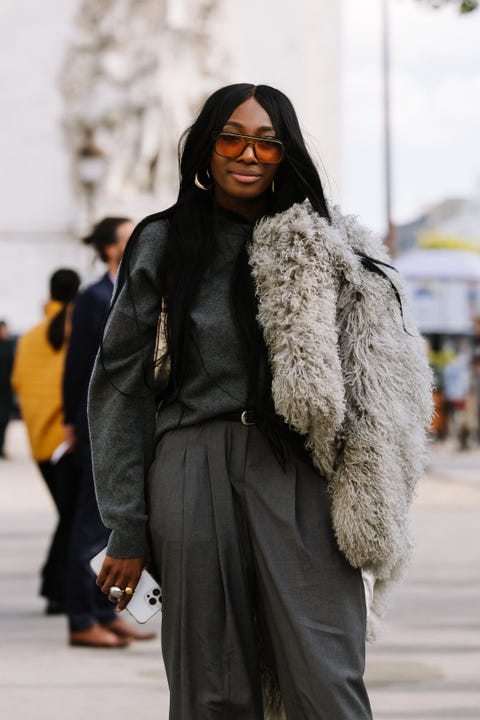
[153, 588, 161, 596]
[149, 597, 157, 606]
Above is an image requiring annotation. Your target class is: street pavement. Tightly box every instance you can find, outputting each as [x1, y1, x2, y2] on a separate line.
[365, 438, 480, 719]
[1, 421, 168, 720]
[1, 420, 479, 720]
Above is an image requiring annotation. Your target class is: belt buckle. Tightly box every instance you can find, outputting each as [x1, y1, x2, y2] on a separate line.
[241, 410, 255, 426]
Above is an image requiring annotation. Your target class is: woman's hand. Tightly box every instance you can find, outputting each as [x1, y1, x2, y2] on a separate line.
[63, 423, 77, 449]
[97, 555, 150, 612]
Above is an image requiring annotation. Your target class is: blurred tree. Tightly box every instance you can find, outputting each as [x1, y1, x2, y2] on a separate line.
[421, 0, 478, 12]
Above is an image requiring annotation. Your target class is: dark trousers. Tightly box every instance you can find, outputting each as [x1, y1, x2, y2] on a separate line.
[0, 410, 9, 455]
[65, 437, 116, 632]
[37, 454, 79, 604]
[148, 421, 372, 720]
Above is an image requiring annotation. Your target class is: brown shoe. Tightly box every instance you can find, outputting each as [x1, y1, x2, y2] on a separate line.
[70, 623, 130, 648]
[102, 617, 157, 641]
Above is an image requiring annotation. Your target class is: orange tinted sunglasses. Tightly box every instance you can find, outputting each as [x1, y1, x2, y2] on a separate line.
[213, 131, 285, 164]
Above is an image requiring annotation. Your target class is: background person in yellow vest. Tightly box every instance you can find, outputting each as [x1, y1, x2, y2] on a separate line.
[11, 269, 81, 614]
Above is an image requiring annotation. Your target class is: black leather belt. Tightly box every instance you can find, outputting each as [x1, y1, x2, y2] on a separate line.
[217, 410, 257, 426]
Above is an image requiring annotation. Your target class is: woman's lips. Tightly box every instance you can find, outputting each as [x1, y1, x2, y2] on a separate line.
[230, 171, 262, 184]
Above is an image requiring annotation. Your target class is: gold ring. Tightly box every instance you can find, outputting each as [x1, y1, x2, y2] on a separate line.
[124, 586, 134, 596]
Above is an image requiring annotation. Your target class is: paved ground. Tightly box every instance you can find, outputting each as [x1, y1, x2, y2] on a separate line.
[365, 438, 480, 719]
[1, 420, 479, 720]
[0, 421, 169, 720]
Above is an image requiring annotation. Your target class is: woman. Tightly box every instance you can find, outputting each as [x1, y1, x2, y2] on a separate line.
[11, 269, 81, 613]
[89, 84, 432, 718]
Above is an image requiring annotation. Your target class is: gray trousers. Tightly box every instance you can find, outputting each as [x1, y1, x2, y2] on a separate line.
[147, 420, 372, 720]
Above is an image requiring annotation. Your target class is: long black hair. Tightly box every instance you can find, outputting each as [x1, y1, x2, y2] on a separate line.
[47, 269, 81, 351]
[114, 83, 331, 402]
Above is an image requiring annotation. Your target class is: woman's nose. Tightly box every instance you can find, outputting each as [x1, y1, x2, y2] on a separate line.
[237, 142, 258, 163]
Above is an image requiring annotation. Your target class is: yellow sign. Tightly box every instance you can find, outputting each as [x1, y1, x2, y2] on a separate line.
[418, 231, 480, 253]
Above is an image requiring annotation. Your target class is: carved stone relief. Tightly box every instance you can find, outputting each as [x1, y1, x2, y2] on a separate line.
[60, 0, 227, 229]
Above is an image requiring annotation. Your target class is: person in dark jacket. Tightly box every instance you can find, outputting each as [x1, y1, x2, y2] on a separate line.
[0, 320, 15, 458]
[63, 217, 155, 647]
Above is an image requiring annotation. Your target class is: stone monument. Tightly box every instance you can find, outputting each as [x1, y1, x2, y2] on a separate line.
[0, 0, 341, 331]
[60, 0, 227, 233]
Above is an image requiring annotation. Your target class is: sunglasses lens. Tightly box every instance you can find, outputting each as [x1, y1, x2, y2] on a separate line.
[254, 139, 283, 163]
[215, 133, 284, 163]
[215, 134, 246, 158]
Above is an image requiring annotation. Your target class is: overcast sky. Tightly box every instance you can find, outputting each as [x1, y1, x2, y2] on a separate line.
[341, 0, 480, 233]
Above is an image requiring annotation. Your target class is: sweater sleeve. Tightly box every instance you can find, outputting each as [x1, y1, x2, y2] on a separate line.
[87, 218, 168, 558]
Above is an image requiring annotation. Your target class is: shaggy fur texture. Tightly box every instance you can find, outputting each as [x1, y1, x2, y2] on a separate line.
[249, 201, 433, 643]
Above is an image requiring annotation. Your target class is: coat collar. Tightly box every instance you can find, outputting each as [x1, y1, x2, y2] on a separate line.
[44, 300, 65, 319]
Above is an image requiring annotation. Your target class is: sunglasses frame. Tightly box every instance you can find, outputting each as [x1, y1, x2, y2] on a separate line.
[212, 131, 285, 164]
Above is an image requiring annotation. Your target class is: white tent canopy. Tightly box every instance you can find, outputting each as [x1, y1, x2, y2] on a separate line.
[395, 248, 480, 333]
[395, 248, 480, 281]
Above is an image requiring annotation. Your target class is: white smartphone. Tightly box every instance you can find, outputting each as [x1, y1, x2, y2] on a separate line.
[90, 547, 162, 624]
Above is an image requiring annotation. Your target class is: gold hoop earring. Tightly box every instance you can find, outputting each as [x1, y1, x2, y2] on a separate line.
[271, 179, 275, 193]
[194, 171, 211, 191]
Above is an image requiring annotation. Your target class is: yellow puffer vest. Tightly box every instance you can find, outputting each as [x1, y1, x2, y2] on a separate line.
[11, 301, 71, 461]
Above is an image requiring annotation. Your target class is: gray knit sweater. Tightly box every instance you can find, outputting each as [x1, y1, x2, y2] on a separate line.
[88, 211, 252, 557]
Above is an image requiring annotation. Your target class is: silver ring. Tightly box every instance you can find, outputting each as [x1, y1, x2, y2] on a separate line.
[109, 586, 124, 600]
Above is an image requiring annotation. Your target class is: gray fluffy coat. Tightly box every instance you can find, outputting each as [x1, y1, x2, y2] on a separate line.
[249, 201, 433, 643]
